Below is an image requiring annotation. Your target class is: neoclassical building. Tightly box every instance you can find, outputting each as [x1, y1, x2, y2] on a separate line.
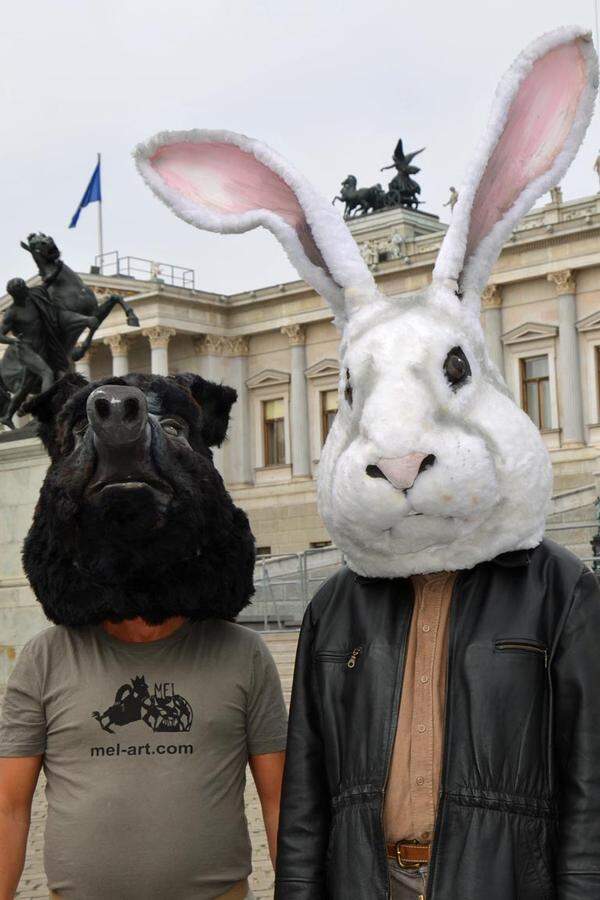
[2, 191, 600, 569]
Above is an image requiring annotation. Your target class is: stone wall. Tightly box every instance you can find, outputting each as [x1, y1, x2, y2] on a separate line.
[0, 437, 50, 684]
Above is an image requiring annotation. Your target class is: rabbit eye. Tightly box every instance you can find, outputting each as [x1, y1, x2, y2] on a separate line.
[444, 347, 471, 389]
[344, 369, 353, 406]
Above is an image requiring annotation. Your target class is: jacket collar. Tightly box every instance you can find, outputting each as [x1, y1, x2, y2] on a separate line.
[490, 548, 532, 568]
[353, 547, 532, 585]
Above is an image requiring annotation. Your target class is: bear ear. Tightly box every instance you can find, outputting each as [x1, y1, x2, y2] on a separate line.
[174, 373, 237, 448]
[21, 373, 88, 459]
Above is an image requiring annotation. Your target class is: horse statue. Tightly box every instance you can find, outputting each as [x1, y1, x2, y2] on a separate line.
[332, 175, 387, 218]
[21, 233, 139, 360]
[0, 234, 140, 429]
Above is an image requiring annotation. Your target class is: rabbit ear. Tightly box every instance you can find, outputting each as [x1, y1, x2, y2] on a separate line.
[434, 27, 598, 307]
[134, 129, 375, 326]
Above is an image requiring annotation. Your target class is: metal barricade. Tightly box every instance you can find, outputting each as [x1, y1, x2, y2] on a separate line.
[245, 521, 600, 632]
[244, 547, 344, 632]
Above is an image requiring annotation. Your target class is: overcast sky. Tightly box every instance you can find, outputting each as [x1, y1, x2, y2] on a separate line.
[2, 0, 599, 295]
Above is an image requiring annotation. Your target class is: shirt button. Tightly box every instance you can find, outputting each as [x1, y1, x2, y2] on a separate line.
[417, 724, 426, 733]
[420, 675, 429, 684]
[416, 776, 425, 786]
[422, 624, 431, 633]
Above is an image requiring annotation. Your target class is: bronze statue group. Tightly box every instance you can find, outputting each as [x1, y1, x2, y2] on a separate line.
[0, 233, 138, 429]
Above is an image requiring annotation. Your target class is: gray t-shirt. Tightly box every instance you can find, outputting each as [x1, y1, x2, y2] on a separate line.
[0, 619, 287, 899]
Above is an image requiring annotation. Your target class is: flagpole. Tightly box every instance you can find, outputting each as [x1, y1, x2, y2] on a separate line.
[97, 152, 104, 270]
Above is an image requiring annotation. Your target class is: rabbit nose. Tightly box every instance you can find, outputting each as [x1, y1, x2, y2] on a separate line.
[366, 453, 436, 491]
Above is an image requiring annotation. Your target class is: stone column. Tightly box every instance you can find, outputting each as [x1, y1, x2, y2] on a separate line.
[223, 337, 252, 485]
[193, 334, 228, 476]
[547, 269, 584, 447]
[74, 343, 99, 381]
[194, 335, 227, 384]
[481, 284, 505, 377]
[75, 356, 91, 381]
[281, 324, 311, 478]
[104, 334, 129, 377]
[142, 326, 176, 376]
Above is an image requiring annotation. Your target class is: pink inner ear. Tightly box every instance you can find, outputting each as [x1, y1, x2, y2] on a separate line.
[466, 40, 587, 260]
[150, 140, 328, 272]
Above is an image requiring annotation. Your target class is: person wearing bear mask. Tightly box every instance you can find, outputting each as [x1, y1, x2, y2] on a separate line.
[0, 372, 287, 900]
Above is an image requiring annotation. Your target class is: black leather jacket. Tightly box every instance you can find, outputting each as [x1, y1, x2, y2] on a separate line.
[275, 540, 600, 899]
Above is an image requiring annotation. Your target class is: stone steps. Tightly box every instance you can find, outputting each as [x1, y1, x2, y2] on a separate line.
[262, 631, 299, 705]
[553, 471, 597, 492]
[550, 483, 596, 515]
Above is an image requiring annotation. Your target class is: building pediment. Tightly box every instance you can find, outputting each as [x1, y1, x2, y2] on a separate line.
[246, 368, 290, 389]
[577, 310, 600, 333]
[304, 358, 340, 380]
[502, 322, 558, 345]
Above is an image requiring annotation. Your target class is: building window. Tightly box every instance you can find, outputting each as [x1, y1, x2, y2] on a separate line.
[321, 389, 339, 443]
[256, 545, 272, 557]
[263, 398, 285, 466]
[310, 540, 332, 549]
[520, 355, 551, 430]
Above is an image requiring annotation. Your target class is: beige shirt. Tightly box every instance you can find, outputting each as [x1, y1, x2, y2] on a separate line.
[383, 572, 456, 842]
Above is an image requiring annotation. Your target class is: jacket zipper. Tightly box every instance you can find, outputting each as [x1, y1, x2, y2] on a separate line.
[316, 646, 363, 668]
[425, 572, 462, 900]
[495, 639, 548, 668]
[347, 647, 362, 669]
[381, 583, 415, 900]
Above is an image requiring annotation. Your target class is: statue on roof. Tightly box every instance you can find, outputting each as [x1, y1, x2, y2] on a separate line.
[380, 139, 425, 210]
[443, 186, 459, 212]
[333, 138, 426, 219]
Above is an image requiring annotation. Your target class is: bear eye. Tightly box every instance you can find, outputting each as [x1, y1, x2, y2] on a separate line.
[160, 417, 187, 438]
[444, 346, 471, 389]
[72, 418, 88, 438]
[344, 369, 353, 406]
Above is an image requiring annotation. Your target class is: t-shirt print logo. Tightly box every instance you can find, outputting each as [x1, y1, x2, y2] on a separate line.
[92, 675, 193, 734]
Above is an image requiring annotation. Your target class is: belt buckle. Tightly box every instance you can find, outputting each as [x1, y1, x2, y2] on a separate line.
[395, 839, 421, 870]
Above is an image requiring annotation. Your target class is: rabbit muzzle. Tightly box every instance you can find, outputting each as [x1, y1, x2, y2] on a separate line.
[368, 453, 436, 491]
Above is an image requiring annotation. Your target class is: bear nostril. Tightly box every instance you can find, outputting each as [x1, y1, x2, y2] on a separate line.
[94, 398, 111, 420]
[419, 454, 436, 475]
[366, 464, 387, 480]
[123, 396, 139, 422]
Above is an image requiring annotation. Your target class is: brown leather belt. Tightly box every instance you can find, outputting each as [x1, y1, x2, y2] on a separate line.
[386, 840, 431, 868]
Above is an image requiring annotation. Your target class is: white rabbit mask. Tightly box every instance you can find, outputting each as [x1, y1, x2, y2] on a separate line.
[135, 27, 598, 577]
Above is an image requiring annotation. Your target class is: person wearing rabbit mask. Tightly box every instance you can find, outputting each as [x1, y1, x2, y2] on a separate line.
[134, 26, 600, 900]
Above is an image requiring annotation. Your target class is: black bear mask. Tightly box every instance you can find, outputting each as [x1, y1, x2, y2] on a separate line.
[22, 372, 256, 626]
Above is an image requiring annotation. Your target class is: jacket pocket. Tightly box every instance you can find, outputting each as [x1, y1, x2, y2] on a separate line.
[495, 639, 548, 668]
[496, 637, 552, 798]
[315, 646, 363, 669]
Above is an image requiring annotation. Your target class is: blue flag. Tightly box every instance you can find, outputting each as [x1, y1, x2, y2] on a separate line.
[69, 160, 101, 229]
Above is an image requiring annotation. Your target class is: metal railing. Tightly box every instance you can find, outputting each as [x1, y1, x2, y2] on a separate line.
[545, 519, 600, 567]
[244, 520, 600, 632]
[242, 546, 344, 631]
[94, 251, 195, 289]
